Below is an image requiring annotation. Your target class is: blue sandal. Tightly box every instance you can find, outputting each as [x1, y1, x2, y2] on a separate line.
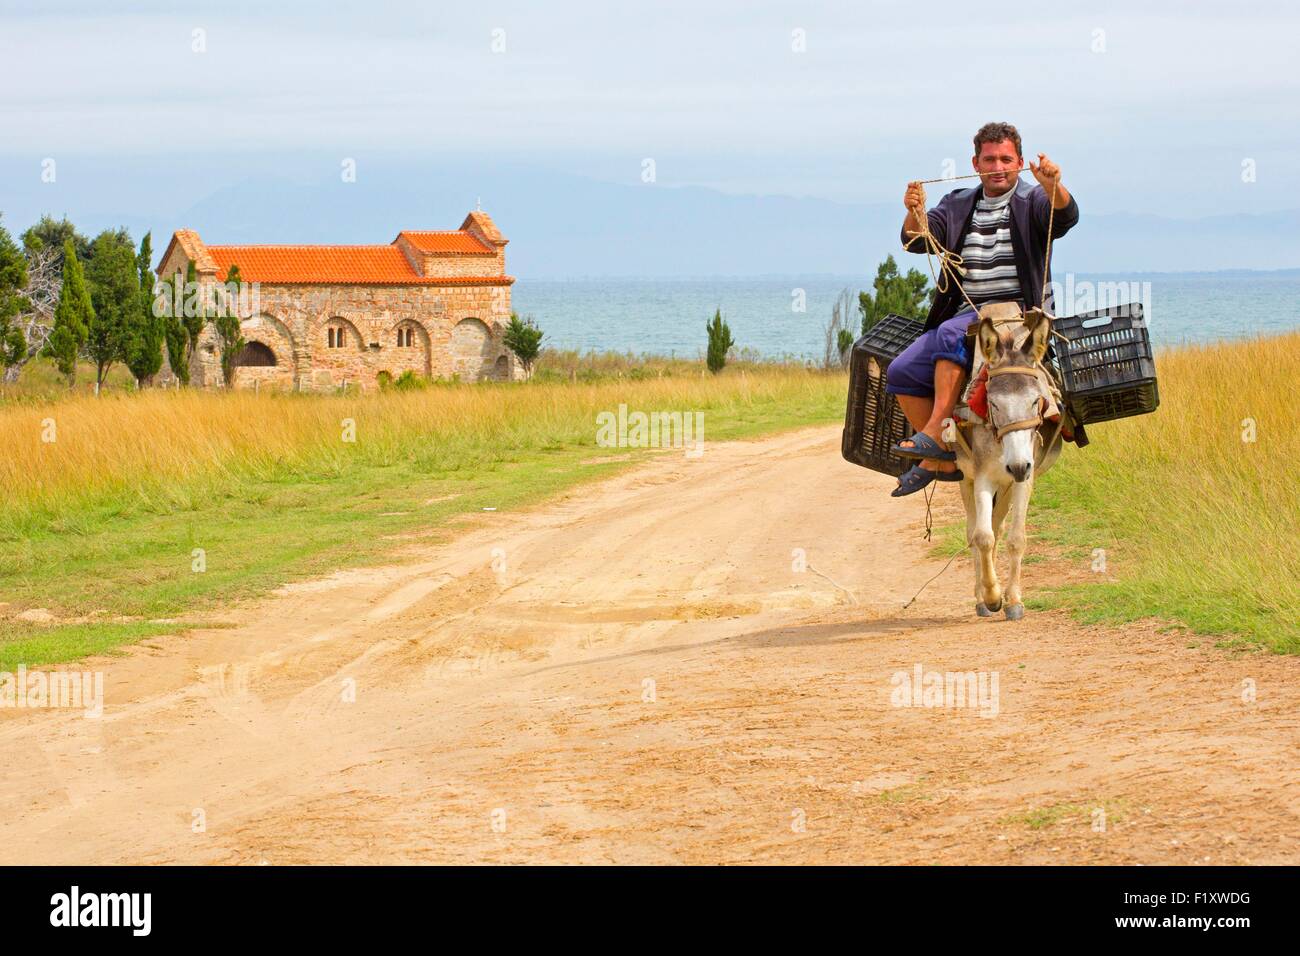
[891, 431, 956, 462]
[891, 462, 963, 498]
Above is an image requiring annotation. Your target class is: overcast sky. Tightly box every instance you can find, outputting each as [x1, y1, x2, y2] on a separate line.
[3, 0, 1297, 218]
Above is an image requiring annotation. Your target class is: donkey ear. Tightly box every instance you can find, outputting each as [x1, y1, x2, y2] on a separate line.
[977, 317, 1000, 364]
[1022, 310, 1051, 364]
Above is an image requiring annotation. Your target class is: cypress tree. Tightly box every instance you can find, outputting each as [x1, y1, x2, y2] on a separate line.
[706, 308, 734, 374]
[43, 239, 94, 385]
[213, 264, 245, 388]
[181, 259, 204, 371]
[159, 273, 190, 385]
[0, 219, 28, 373]
[85, 229, 138, 389]
[125, 232, 164, 386]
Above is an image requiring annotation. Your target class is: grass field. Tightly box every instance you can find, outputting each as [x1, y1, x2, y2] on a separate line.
[971, 331, 1299, 653]
[4, 332, 1297, 668]
[0, 364, 845, 669]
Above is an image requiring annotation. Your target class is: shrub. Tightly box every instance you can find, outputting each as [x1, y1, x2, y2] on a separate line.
[394, 369, 429, 391]
[706, 308, 734, 374]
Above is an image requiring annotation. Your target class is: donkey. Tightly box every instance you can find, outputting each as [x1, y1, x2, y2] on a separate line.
[944, 309, 1063, 621]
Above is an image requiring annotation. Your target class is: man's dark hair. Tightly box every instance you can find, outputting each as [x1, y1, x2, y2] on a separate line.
[973, 122, 1022, 158]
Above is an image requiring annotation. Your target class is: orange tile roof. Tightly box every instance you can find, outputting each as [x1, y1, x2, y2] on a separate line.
[461, 211, 506, 244]
[397, 230, 494, 255]
[159, 229, 218, 275]
[204, 244, 511, 285]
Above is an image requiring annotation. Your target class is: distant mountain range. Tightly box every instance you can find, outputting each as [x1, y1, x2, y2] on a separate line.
[4, 157, 1296, 277]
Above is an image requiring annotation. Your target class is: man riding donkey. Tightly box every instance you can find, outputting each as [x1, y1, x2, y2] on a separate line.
[887, 121, 1079, 496]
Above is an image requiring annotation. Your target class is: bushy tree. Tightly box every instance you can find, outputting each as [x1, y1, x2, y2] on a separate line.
[213, 264, 245, 388]
[706, 308, 734, 374]
[85, 229, 139, 389]
[0, 218, 30, 373]
[21, 215, 90, 268]
[124, 232, 164, 386]
[837, 328, 855, 358]
[43, 239, 93, 385]
[502, 312, 544, 380]
[859, 255, 935, 333]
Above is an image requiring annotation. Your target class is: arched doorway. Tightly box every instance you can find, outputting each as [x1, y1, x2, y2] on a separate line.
[229, 340, 282, 390]
[235, 341, 277, 367]
[238, 314, 298, 390]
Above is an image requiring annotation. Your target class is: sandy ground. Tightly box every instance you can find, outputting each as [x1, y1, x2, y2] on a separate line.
[1, 424, 1296, 865]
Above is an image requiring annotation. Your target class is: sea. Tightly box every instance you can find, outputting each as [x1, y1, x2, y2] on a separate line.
[512, 272, 1300, 360]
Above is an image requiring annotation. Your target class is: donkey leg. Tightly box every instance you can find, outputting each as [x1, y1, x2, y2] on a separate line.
[992, 484, 1012, 541]
[972, 476, 1002, 611]
[959, 478, 985, 612]
[1003, 478, 1032, 619]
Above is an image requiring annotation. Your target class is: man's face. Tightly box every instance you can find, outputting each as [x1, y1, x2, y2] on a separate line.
[972, 140, 1022, 195]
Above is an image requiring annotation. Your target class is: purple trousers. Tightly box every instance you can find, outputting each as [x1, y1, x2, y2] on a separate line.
[885, 310, 977, 398]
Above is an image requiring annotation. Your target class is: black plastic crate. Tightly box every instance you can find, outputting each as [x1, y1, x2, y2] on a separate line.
[1054, 303, 1159, 424]
[842, 313, 925, 476]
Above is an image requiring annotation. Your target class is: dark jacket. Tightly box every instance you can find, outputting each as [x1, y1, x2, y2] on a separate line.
[900, 177, 1080, 331]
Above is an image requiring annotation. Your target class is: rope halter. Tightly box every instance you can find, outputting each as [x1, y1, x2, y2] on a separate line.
[984, 364, 1047, 439]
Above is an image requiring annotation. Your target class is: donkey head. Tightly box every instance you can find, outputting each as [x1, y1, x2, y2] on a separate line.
[976, 310, 1051, 483]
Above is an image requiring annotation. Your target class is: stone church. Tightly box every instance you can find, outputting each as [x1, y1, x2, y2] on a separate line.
[155, 210, 519, 390]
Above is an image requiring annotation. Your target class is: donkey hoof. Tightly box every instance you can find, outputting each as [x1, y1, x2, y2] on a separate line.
[983, 597, 1003, 613]
[1004, 604, 1025, 621]
[976, 602, 995, 617]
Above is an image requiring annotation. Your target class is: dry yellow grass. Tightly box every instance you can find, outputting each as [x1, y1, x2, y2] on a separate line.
[0, 369, 838, 532]
[5, 333, 1296, 651]
[1034, 330, 1300, 648]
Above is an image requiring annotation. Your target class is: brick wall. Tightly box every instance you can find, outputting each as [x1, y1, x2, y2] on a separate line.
[159, 275, 516, 392]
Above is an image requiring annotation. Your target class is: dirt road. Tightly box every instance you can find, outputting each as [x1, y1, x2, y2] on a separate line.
[2, 425, 1296, 864]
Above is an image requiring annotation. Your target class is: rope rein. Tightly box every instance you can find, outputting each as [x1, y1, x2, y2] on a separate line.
[896, 165, 1064, 606]
[901, 543, 965, 610]
[903, 169, 1061, 316]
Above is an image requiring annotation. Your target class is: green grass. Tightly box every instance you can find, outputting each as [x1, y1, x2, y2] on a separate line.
[1026, 451, 1296, 652]
[0, 372, 844, 669]
[999, 800, 1127, 830]
[927, 333, 1300, 654]
[930, 458, 1296, 653]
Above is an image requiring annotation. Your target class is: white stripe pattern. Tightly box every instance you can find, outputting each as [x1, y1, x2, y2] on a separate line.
[959, 190, 1020, 306]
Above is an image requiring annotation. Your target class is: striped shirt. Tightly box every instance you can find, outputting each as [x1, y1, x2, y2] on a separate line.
[958, 188, 1021, 307]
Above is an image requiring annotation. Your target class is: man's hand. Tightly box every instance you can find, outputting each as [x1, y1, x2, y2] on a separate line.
[902, 180, 929, 240]
[904, 180, 927, 214]
[1028, 153, 1060, 192]
[1028, 153, 1070, 209]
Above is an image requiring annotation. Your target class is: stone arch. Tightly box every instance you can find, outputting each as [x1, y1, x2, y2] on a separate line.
[450, 317, 494, 382]
[232, 313, 296, 390]
[389, 319, 432, 378]
[492, 354, 510, 381]
[235, 341, 277, 366]
[323, 316, 364, 350]
[314, 315, 368, 387]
